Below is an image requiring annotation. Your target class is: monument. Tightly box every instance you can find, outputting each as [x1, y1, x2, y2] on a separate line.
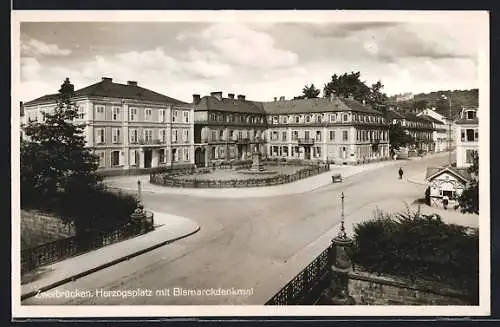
[250, 145, 265, 172]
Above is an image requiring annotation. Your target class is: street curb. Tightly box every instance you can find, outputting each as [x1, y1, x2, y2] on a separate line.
[20, 225, 201, 302]
[406, 178, 428, 186]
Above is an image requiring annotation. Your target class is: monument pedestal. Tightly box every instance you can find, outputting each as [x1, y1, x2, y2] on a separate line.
[250, 151, 265, 172]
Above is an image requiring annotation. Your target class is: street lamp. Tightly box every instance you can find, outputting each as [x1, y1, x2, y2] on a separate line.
[326, 192, 355, 305]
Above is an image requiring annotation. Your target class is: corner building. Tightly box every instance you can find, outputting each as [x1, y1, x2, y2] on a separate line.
[22, 77, 195, 175]
[193, 92, 390, 166]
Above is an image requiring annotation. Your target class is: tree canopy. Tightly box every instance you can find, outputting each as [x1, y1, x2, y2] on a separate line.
[294, 83, 321, 99]
[388, 123, 414, 152]
[323, 72, 388, 113]
[458, 151, 479, 214]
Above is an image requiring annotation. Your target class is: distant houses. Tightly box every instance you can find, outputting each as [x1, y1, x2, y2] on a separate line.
[425, 107, 479, 209]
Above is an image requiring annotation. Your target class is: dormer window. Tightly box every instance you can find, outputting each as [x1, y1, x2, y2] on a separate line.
[306, 115, 311, 123]
[466, 110, 476, 119]
[273, 116, 279, 124]
[295, 116, 300, 123]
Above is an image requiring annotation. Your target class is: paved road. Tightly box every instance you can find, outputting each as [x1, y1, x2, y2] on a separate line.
[23, 154, 449, 305]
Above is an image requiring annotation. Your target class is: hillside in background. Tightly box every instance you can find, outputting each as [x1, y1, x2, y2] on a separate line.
[388, 89, 479, 119]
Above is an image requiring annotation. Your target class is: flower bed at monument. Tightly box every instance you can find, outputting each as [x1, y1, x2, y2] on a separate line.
[150, 162, 330, 188]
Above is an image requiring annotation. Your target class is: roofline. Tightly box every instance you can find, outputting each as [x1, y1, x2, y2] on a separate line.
[426, 167, 470, 182]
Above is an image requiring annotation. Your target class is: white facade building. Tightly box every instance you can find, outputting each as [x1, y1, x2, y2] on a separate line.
[22, 77, 195, 175]
[454, 107, 479, 168]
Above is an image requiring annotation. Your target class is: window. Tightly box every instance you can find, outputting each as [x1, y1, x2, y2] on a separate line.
[173, 129, 178, 143]
[173, 110, 179, 122]
[342, 130, 348, 141]
[130, 129, 138, 143]
[466, 128, 475, 142]
[329, 114, 335, 122]
[160, 129, 166, 143]
[238, 131, 243, 139]
[292, 131, 299, 140]
[112, 106, 121, 121]
[95, 105, 105, 119]
[111, 150, 120, 167]
[219, 130, 224, 139]
[210, 113, 217, 121]
[184, 130, 189, 143]
[230, 130, 234, 140]
[129, 108, 137, 121]
[282, 116, 288, 124]
[144, 129, 153, 142]
[316, 131, 321, 141]
[282, 131, 287, 141]
[185, 148, 190, 161]
[77, 106, 85, 119]
[304, 131, 310, 139]
[145, 109, 152, 121]
[272, 131, 278, 141]
[329, 131, 335, 141]
[97, 152, 105, 168]
[96, 128, 105, 144]
[343, 114, 348, 122]
[466, 111, 476, 119]
[172, 149, 178, 162]
[273, 116, 279, 124]
[317, 115, 322, 123]
[159, 109, 165, 122]
[184, 111, 189, 123]
[466, 150, 476, 164]
[212, 131, 217, 141]
[159, 149, 165, 163]
[130, 150, 138, 166]
[112, 128, 121, 143]
[475, 130, 479, 141]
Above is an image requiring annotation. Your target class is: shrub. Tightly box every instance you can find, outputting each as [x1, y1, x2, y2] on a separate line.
[55, 186, 138, 234]
[353, 206, 479, 301]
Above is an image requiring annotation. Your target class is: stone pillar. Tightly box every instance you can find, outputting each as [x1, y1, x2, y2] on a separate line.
[321, 192, 355, 305]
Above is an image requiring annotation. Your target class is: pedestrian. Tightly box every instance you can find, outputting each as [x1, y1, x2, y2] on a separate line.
[443, 196, 449, 210]
[398, 167, 404, 179]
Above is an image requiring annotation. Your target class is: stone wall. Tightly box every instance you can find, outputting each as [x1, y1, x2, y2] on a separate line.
[347, 271, 473, 305]
[21, 210, 75, 250]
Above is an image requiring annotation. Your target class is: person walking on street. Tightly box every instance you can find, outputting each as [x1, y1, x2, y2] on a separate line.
[398, 167, 404, 180]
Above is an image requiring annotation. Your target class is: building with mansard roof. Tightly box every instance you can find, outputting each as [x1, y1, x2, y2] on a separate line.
[193, 92, 391, 166]
[22, 77, 195, 175]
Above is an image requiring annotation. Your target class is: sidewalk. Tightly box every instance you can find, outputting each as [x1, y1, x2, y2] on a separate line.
[20, 211, 200, 301]
[105, 159, 405, 199]
[406, 169, 428, 186]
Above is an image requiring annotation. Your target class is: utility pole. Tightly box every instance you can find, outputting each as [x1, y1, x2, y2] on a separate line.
[448, 91, 452, 166]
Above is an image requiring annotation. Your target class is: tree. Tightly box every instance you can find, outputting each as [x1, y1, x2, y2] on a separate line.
[294, 83, 321, 99]
[21, 78, 103, 223]
[458, 151, 479, 214]
[323, 72, 388, 113]
[388, 123, 413, 153]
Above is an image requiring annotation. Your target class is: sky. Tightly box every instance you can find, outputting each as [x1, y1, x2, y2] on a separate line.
[19, 18, 483, 103]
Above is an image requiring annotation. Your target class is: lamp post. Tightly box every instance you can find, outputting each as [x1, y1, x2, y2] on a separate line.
[326, 192, 355, 305]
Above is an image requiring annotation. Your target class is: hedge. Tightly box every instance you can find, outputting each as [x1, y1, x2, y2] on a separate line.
[352, 207, 479, 302]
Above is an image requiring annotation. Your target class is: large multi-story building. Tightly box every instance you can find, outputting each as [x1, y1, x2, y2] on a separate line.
[193, 92, 267, 167]
[21, 77, 195, 174]
[417, 108, 455, 150]
[386, 109, 434, 152]
[193, 92, 390, 166]
[455, 107, 479, 168]
[264, 95, 390, 163]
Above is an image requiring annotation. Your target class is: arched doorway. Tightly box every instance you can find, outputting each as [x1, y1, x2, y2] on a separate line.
[195, 147, 206, 167]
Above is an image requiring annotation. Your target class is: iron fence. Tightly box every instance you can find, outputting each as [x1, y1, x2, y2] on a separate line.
[21, 212, 154, 274]
[266, 244, 333, 305]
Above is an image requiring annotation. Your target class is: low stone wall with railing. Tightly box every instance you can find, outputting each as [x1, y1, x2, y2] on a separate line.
[149, 162, 330, 188]
[21, 211, 154, 275]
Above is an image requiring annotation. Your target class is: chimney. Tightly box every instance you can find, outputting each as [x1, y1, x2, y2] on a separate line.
[274, 97, 277, 102]
[127, 81, 138, 86]
[228, 93, 235, 99]
[101, 77, 112, 83]
[192, 94, 201, 105]
[237, 94, 246, 101]
[211, 91, 223, 101]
